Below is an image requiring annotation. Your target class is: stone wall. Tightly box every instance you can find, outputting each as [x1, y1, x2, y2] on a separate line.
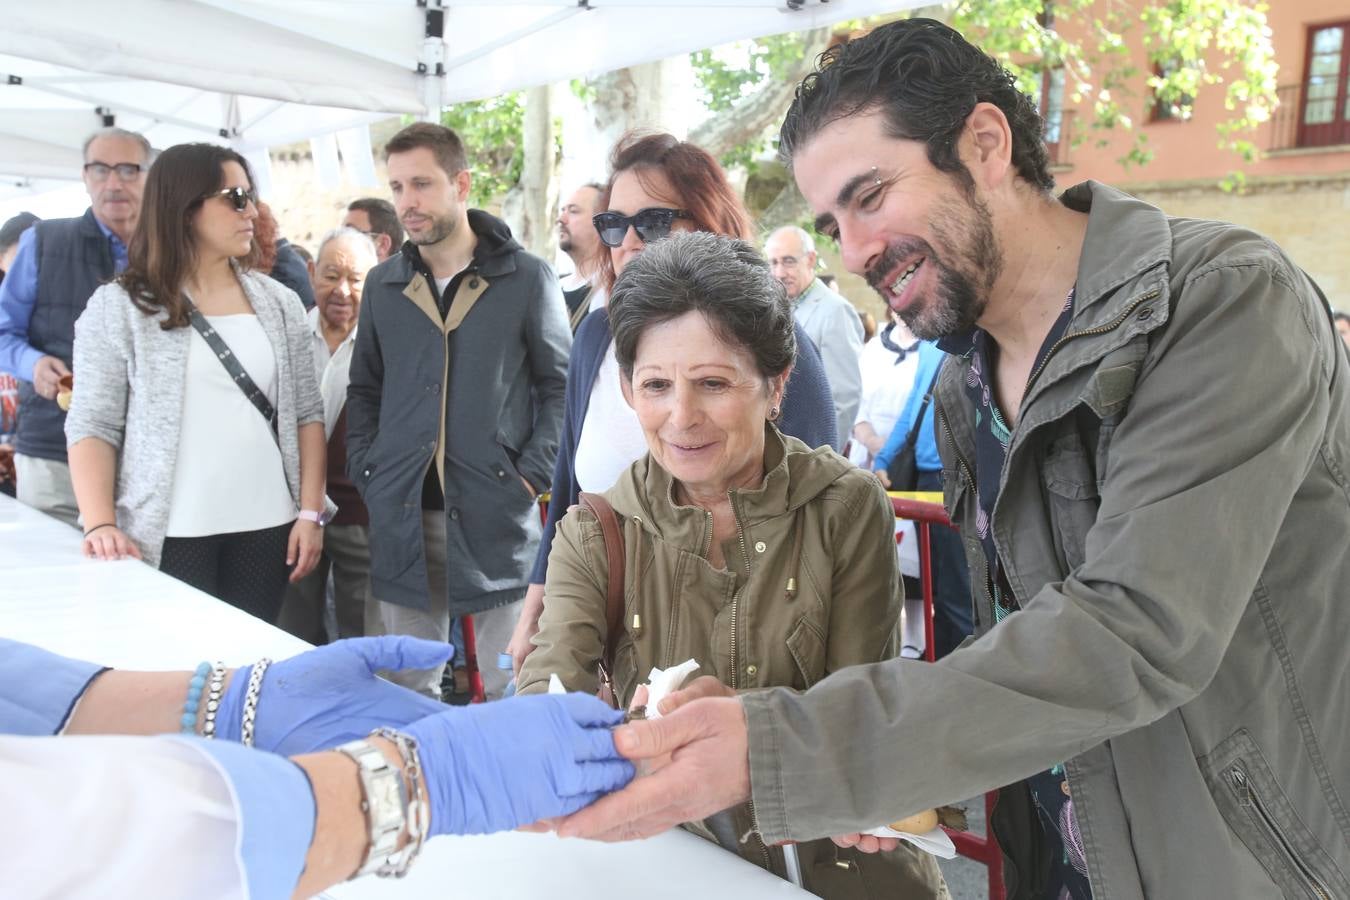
[1126, 174, 1350, 310]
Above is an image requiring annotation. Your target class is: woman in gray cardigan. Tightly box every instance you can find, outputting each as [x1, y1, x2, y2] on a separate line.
[66, 143, 328, 622]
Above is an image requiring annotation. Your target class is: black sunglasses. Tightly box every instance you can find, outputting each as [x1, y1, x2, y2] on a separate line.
[204, 186, 258, 212]
[592, 207, 689, 248]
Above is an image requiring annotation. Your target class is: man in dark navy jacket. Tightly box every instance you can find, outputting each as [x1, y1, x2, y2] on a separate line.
[0, 128, 151, 527]
[346, 123, 570, 700]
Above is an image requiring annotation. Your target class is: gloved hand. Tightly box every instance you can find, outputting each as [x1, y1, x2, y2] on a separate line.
[405, 692, 635, 836]
[216, 636, 453, 755]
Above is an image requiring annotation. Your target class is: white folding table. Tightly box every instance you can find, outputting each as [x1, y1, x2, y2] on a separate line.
[0, 494, 808, 898]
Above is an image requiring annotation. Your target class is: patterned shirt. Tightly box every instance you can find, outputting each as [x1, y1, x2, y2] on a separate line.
[938, 288, 1092, 899]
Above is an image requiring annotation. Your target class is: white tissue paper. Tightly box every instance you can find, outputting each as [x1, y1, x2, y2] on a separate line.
[862, 823, 958, 859]
[547, 673, 566, 695]
[643, 659, 700, 718]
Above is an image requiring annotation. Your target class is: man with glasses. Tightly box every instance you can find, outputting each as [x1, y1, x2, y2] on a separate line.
[0, 127, 151, 527]
[346, 123, 570, 700]
[279, 227, 381, 645]
[344, 197, 403, 262]
[765, 225, 863, 451]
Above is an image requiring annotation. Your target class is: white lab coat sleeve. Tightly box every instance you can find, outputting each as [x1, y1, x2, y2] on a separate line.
[1, 734, 314, 900]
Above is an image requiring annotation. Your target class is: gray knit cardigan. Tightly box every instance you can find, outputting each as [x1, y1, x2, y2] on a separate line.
[65, 269, 327, 567]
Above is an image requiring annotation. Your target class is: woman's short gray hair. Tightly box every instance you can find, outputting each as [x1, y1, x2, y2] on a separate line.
[609, 231, 796, 381]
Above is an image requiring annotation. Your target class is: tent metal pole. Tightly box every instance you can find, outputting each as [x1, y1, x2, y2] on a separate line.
[4, 77, 223, 138]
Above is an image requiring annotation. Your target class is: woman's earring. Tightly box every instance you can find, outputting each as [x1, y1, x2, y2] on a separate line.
[768, 406, 781, 421]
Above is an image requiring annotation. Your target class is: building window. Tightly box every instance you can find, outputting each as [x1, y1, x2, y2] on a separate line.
[1299, 21, 1350, 148]
[1149, 59, 1194, 123]
[1032, 67, 1068, 164]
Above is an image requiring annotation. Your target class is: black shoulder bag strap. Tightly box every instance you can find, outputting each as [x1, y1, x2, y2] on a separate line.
[901, 364, 942, 453]
[184, 298, 279, 438]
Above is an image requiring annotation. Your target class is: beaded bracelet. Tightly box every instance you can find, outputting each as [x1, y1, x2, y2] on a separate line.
[239, 658, 271, 748]
[202, 661, 227, 739]
[180, 661, 212, 734]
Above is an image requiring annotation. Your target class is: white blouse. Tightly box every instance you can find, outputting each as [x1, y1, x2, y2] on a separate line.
[165, 315, 296, 537]
[574, 343, 651, 494]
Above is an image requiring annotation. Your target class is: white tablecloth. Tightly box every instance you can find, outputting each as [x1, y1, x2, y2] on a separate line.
[0, 494, 807, 898]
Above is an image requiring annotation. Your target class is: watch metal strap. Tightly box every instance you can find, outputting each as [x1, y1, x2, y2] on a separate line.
[336, 739, 407, 877]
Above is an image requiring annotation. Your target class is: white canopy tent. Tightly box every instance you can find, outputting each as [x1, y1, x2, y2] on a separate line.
[0, 0, 919, 212]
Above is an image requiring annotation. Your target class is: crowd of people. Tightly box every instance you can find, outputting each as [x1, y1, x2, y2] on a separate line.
[2, 15, 1348, 900]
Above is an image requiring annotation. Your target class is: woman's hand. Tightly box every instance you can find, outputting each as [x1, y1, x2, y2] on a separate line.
[287, 518, 323, 582]
[654, 675, 735, 717]
[873, 467, 892, 489]
[831, 833, 901, 854]
[508, 582, 547, 677]
[82, 524, 142, 561]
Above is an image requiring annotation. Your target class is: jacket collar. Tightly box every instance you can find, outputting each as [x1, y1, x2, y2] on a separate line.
[1061, 181, 1171, 322]
[377, 208, 522, 286]
[934, 182, 1175, 466]
[607, 425, 855, 546]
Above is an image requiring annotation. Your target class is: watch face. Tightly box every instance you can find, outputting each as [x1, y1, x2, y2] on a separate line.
[372, 776, 402, 817]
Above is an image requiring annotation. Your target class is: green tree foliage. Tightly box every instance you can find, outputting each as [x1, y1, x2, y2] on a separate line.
[949, 0, 1277, 185]
[691, 2, 1277, 188]
[439, 92, 525, 207]
[691, 31, 817, 170]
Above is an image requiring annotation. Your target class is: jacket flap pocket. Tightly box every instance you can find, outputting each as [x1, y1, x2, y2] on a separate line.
[1200, 729, 1348, 899]
[786, 615, 826, 690]
[1042, 431, 1099, 501]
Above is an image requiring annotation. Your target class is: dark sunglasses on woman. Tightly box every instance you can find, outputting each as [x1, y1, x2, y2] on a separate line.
[592, 207, 689, 248]
[204, 186, 258, 212]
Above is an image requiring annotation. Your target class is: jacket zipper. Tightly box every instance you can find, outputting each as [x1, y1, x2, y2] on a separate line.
[1228, 764, 1331, 900]
[727, 493, 770, 872]
[668, 510, 715, 665]
[728, 492, 751, 691]
[935, 399, 996, 623]
[1024, 288, 1161, 396]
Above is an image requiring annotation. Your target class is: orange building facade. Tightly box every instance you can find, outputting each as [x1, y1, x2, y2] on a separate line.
[1038, 1, 1350, 305]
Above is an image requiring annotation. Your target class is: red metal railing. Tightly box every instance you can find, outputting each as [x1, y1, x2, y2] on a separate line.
[891, 493, 1006, 900]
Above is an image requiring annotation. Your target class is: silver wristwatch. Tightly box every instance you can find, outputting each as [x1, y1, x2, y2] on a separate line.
[336, 738, 408, 877]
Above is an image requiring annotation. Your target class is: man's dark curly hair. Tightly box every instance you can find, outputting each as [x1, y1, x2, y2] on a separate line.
[779, 18, 1054, 194]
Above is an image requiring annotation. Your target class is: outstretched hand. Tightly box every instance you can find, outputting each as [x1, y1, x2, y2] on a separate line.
[556, 695, 751, 842]
[407, 692, 634, 836]
[217, 636, 453, 755]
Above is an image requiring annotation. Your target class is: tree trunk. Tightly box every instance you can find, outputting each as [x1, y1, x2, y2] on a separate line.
[588, 60, 676, 149]
[516, 84, 557, 259]
[689, 27, 832, 160]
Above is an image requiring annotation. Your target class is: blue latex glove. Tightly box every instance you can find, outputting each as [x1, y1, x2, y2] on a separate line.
[216, 636, 453, 755]
[406, 692, 634, 836]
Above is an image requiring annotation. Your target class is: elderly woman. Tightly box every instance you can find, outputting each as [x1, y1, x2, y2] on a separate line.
[517, 232, 946, 899]
[507, 131, 837, 677]
[66, 143, 330, 622]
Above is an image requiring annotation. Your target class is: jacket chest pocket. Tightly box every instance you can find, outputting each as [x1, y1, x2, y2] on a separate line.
[1039, 425, 1101, 573]
[1201, 730, 1347, 900]
[785, 614, 827, 689]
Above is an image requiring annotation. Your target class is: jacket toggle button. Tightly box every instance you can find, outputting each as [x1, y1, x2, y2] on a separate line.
[449, 508, 460, 521]
[746, 664, 757, 676]
[469, 278, 480, 289]
[753, 541, 766, 553]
